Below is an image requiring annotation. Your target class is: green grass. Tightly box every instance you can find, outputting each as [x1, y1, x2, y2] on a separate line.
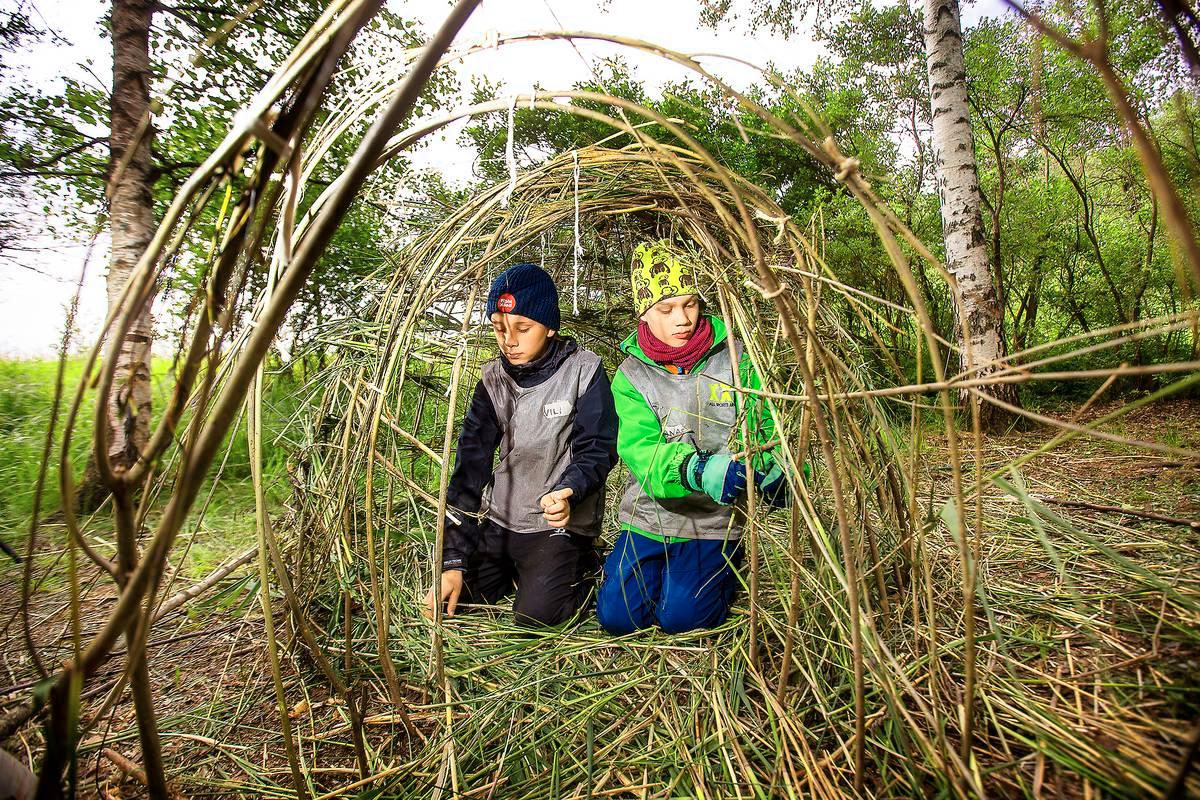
[0, 356, 312, 579]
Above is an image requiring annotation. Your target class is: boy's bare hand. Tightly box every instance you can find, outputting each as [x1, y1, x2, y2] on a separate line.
[539, 487, 574, 529]
[423, 570, 464, 619]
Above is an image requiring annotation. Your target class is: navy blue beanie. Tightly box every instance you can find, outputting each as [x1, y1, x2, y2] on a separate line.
[485, 262, 561, 330]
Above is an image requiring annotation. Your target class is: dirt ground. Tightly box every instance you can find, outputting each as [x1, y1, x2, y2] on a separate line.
[1, 397, 1197, 797]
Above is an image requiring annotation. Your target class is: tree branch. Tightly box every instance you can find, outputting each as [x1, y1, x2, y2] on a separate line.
[0, 169, 106, 180]
[16, 136, 107, 172]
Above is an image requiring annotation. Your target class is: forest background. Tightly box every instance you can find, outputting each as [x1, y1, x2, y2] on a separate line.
[3, 0, 1193, 371]
[1, 0, 1195, 535]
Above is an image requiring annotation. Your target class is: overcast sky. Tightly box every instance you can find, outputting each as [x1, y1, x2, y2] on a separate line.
[0, 0, 1010, 358]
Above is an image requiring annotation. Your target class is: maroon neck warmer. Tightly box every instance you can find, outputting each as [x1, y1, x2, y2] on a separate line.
[636, 316, 714, 374]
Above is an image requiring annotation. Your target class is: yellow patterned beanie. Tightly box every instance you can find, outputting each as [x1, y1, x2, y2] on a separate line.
[631, 240, 703, 317]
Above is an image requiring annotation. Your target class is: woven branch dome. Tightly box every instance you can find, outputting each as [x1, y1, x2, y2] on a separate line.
[281, 128, 933, 791]
[49, 12, 1197, 797]
[256, 33, 1197, 799]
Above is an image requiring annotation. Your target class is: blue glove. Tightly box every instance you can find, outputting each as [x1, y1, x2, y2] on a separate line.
[685, 452, 747, 505]
[754, 463, 788, 507]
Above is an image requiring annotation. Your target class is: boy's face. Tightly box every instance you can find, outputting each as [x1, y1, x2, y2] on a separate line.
[491, 312, 555, 365]
[642, 294, 700, 347]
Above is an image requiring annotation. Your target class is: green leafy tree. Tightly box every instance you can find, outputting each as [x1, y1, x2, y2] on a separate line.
[462, 59, 832, 245]
[0, 3, 448, 506]
[961, 8, 1195, 374]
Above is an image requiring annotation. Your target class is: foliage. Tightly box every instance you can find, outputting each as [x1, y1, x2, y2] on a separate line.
[453, 4, 1197, 395]
[0, 355, 311, 579]
[0, 3, 457, 355]
[686, 1, 1199, 388]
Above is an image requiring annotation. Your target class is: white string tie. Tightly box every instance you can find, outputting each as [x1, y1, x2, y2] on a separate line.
[572, 149, 581, 314]
[745, 278, 789, 300]
[500, 92, 518, 209]
[834, 156, 860, 183]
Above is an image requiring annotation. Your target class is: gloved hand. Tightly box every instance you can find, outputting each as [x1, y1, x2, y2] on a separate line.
[684, 452, 747, 505]
[754, 463, 789, 508]
[754, 458, 813, 508]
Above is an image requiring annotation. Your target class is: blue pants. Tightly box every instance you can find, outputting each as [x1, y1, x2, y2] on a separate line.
[596, 529, 743, 635]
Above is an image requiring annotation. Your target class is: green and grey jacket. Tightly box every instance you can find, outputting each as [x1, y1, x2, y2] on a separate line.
[612, 316, 777, 542]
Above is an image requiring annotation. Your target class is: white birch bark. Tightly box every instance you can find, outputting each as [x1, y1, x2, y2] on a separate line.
[105, 0, 156, 471]
[924, 0, 1020, 423]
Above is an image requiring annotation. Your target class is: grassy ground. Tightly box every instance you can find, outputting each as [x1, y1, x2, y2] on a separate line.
[0, 360, 1197, 797]
[0, 357, 311, 579]
[0, 356, 316, 793]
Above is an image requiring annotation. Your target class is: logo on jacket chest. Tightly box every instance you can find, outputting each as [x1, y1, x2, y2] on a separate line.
[707, 383, 735, 408]
[543, 400, 573, 419]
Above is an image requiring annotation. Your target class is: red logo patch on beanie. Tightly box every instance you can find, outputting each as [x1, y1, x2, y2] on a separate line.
[497, 293, 516, 313]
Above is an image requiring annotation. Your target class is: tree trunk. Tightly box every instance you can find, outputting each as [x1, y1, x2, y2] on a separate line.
[107, 0, 156, 470]
[78, 0, 157, 513]
[923, 0, 1020, 429]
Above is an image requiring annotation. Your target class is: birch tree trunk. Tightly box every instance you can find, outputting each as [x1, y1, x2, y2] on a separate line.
[105, 9, 170, 797]
[77, 0, 157, 513]
[106, 0, 156, 472]
[923, 0, 1020, 427]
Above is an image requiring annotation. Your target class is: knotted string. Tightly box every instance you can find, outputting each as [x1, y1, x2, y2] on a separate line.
[500, 92, 518, 208]
[572, 149, 581, 314]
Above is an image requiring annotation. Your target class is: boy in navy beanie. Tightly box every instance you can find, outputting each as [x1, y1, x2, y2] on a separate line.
[484, 261, 561, 332]
[424, 263, 618, 626]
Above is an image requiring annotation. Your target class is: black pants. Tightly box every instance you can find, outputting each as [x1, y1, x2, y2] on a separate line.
[460, 522, 599, 627]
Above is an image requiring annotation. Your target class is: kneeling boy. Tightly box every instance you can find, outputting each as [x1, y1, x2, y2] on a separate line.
[596, 241, 789, 635]
[425, 263, 618, 626]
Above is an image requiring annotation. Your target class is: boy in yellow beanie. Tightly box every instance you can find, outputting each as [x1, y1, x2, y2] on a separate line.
[596, 241, 789, 634]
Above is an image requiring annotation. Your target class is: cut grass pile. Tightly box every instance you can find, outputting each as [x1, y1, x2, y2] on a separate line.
[3, 371, 1196, 798]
